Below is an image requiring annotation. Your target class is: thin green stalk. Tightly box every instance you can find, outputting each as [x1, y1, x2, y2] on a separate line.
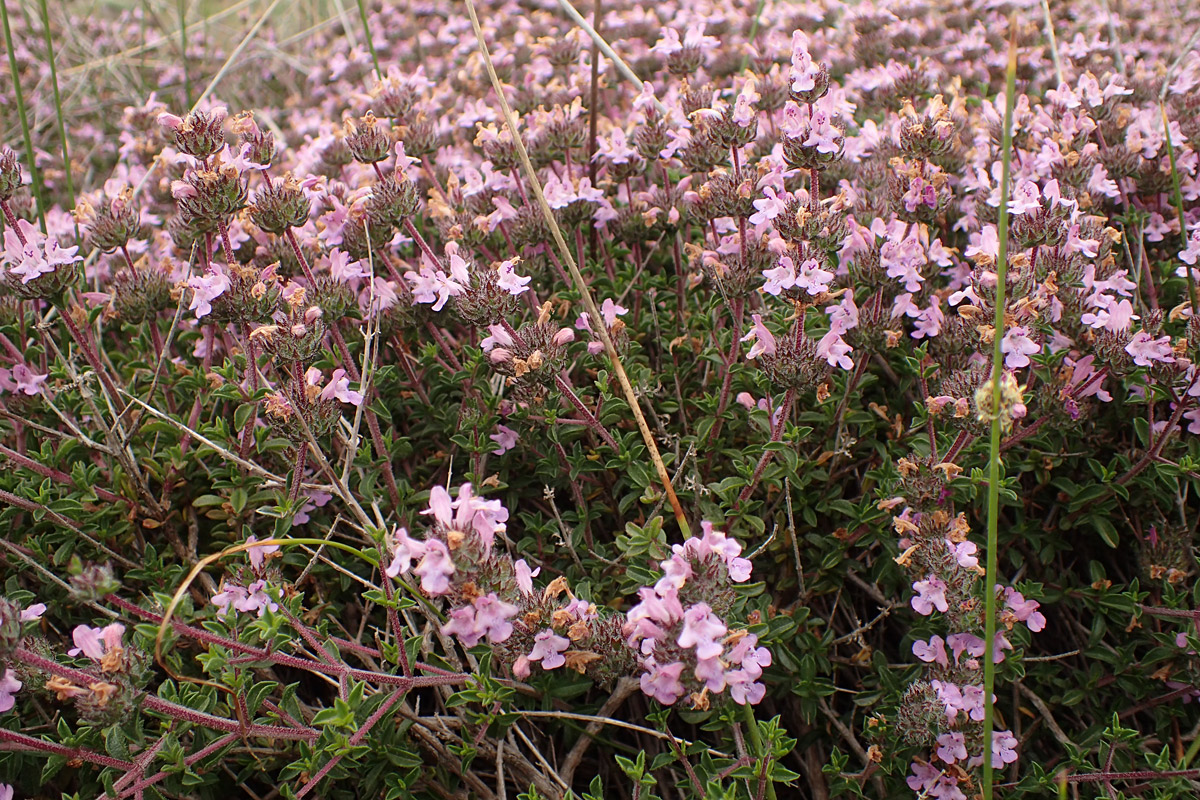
[1, 0, 47, 231]
[1161, 103, 1198, 315]
[983, 19, 1019, 800]
[355, 0, 382, 78]
[741, 704, 777, 800]
[739, 0, 769, 72]
[37, 0, 77, 238]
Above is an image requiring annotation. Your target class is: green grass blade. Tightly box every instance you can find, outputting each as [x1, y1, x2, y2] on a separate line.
[1, 0, 47, 231]
[37, 0, 77, 239]
[982, 16, 1019, 800]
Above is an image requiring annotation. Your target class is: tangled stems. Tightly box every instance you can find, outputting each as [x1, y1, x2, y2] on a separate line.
[982, 20, 1019, 800]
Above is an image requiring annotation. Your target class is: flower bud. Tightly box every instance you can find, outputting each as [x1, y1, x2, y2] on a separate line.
[159, 109, 226, 160]
[345, 111, 393, 164]
[249, 176, 310, 234]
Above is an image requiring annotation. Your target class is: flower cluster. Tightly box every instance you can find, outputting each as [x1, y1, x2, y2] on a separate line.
[624, 522, 770, 708]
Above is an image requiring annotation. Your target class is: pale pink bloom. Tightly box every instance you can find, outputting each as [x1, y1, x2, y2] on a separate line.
[948, 540, 979, 569]
[0, 669, 21, 713]
[234, 580, 279, 616]
[750, 186, 788, 226]
[21, 602, 46, 621]
[68, 623, 125, 661]
[727, 670, 767, 704]
[946, 633, 985, 663]
[727, 633, 772, 680]
[413, 540, 455, 595]
[741, 314, 777, 359]
[817, 330, 854, 370]
[441, 593, 519, 646]
[1180, 228, 1200, 265]
[514, 559, 540, 595]
[480, 324, 514, 353]
[490, 424, 518, 455]
[0, 364, 48, 396]
[495, 258, 530, 295]
[789, 31, 821, 94]
[912, 577, 949, 615]
[937, 731, 968, 764]
[991, 730, 1019, 767]
[1001, 326, 1040, 368]
[245, 535, 279, 571]
[913, 635, 949, 666]
[1008, 179, 1042, 215]
[319, 368, 363, 405]
[1, 219, 82, 283]
[384, 527, 426, 577]
[1125, 331, 1175, 367]
[640, 659, 686, 704]
[1004, 588, 1047, 632]
[329, 248, 368, 283]
[527, 629, 570, 669]
[186, 267, 231, 319]
[677, 603, 727, 660]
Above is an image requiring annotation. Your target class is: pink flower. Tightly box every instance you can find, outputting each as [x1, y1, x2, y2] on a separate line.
[0, 364, 48, 396]
[441, 593, 519, 646]
[750, 186, 788, 226]
[495, 258, 530, 295]
[514, 558, 540, 595]
[817, 329, 854, 370]
[789, 31, 821, 94]
[727, 633, 772, 680]
[212, 584, 248, 617]
[1004, 588, 1047, 632]
[413, 539, 455, 595]
[677, 603, 727, 660]
[1, 219, 82, 284]
[907, 761, 941, 793]
[1001, 326, 1040, 369]
[727, 669, 767, 704]
[245, 535, 279, 571]
[936, 731, 968, 764]
[732, 79, 760, 128]
[640, 659, 686, 704]
[741, 314, 777, 359]
[422, 483, 508, 547]
[0, 669, 21, 713]
[992, 729, 1019, 767]
[946, 633, 985, 663]
[68, 623, 125, 661]
[490, 424, 518, 455]
[1008, 179, 1042, 215]
[329, 248, 368, 283]
[912, 577, 949, 615]
[948, 540, 980, 569]
[156, 112, 184, 131]
[527, 629, 570, 669]
[913, 635, 949, 666]
[1179, 228, 1200, 265]
[318, 368, 364, 405]
[234, 580, 279, 616]
[385, 527, 426, 577]
[186, 267, 231, 319]
[1125, 331, 1175, 367]
[480, 324, 514, 353]
[21, 602, 46, 621]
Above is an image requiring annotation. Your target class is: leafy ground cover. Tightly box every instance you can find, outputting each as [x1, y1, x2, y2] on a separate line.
[2, 0, 1200, 797]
